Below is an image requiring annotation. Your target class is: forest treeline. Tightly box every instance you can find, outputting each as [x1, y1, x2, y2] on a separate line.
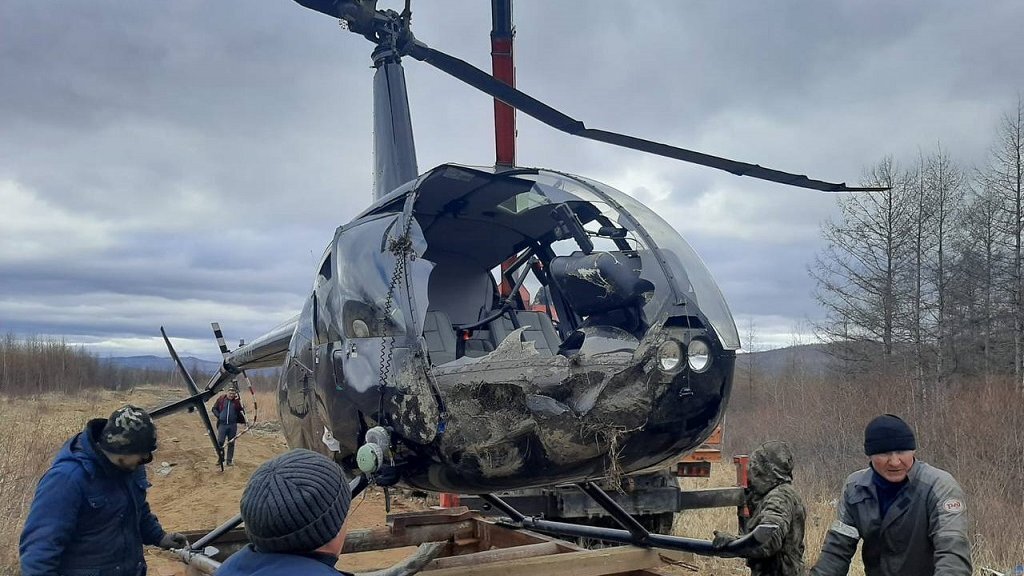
[813, 97, 1024, 397]
[0, 334, 281, 396]
[0, 334, 176, 395]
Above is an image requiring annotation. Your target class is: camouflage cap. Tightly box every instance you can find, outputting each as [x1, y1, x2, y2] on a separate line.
[99, 405, 158, 455]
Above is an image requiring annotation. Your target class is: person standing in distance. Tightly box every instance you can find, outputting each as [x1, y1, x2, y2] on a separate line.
[211, 384, 246, 466]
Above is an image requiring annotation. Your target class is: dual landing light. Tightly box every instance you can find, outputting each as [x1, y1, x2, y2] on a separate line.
[657, 338, 712, 374]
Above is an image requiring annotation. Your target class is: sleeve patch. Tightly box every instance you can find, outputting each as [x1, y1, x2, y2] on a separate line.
[941, 498, 965, 513]
[829, 520, 860, 540]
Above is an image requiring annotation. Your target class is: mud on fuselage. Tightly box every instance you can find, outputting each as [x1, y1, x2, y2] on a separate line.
[278, 164, 739, 493]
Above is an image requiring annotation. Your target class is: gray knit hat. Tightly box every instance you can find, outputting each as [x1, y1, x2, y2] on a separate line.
[240, 449, 351, 553]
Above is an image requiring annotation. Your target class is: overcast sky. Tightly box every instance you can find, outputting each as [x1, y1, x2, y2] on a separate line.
[2, 0, 1022, 359]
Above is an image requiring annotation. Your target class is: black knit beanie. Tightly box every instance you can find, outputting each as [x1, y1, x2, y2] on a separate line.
[99, 405, 158, 455]
[241, 449, 351, 553]
[864, 414, 916, 456]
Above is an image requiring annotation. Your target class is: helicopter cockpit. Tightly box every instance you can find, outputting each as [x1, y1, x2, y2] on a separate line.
[355, 163, 741, 366]
[310, 163, 740, 489]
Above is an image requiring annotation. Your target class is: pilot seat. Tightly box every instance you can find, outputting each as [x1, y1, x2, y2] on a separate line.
[548, 251, 654, 337]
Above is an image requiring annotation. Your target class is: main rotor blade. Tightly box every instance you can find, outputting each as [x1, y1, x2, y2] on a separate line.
[404, 41, 884, 193]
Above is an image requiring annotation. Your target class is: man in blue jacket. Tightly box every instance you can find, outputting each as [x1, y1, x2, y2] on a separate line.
[217, 449, 353, 575]
[19, 405, 188, 576]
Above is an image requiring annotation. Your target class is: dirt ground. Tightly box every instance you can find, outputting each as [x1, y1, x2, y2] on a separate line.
[128, 387, 433, 574]
[7, 386, 759, 575]
[138, 383, 753, 575]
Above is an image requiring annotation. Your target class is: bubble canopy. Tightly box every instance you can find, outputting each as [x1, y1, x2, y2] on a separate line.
[356, 164, 740, 350]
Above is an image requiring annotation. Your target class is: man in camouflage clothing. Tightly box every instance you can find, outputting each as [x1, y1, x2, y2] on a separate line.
[713, 441, 806, 575]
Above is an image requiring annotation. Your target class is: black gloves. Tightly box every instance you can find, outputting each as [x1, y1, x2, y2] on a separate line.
[159, 532, 189, 550]
[712, 530, 737, 550]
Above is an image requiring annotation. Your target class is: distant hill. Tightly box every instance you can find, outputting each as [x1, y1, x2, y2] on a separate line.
[101, 355, 221, 373]
[101, 355, 281, 381]
[740, 343, 832, 376]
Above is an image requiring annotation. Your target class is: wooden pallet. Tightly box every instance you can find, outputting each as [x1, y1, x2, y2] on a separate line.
[174, 507, 697, 576]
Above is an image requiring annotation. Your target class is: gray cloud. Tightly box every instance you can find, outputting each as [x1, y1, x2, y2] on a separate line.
[2, 0, 1022, 358]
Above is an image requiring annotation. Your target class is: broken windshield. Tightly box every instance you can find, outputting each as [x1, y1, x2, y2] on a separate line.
[576, 176, 740, 350]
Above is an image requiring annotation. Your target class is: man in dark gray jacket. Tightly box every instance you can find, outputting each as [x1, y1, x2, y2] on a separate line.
[810, 414, 972, 576]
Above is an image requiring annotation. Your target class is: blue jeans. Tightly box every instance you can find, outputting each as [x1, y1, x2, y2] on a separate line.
[216, 424, 237, 463]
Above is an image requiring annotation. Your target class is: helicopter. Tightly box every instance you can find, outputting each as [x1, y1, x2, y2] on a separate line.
[151, 0, 880, 558]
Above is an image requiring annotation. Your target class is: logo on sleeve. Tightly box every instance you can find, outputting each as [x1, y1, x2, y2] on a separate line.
[941, 498, 964, 513]
[829, 520, 860, 540]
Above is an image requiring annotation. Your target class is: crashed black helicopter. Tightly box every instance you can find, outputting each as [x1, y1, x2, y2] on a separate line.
[152, 0, 880, 558]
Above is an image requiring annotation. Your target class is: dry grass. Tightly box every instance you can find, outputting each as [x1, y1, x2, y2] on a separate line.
[9, 373, 1020, 575]
[0, 391, 132, 576]
[728, 360, 1024, 573]
[669, 461, 868, 575]
[249, 389, 279, 426]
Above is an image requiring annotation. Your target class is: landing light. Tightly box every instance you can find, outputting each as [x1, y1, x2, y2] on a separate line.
[657, 340, 683, 372]
[352, 319, 370, 338]
[687, 339, 712, 373]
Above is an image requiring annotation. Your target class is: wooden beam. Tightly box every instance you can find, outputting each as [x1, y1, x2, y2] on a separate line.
[425, 546, 663, 576]
[426, 542, 561, 570]
[388, 507, 477, 531]
[342, 521, 475, 554]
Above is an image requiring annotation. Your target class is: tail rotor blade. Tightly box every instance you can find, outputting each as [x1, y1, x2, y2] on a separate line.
[211, 322, 231, 359]
[160, 327, 226, 469]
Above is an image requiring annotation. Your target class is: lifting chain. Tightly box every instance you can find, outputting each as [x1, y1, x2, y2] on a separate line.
[373, 206, 418, 513]
[377, 206, 417, 425]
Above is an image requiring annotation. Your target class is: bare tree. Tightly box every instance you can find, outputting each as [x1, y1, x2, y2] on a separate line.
[812, 157, 917, 362]
[953, 180, 1008, 378]
[922, 144, 967, 386]
[983, 97, 1024, 392]
[743, 317, 759, 397]
[908, 154, 934, 395]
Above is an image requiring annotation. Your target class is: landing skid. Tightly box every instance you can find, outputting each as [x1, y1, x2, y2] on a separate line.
[183, 478, 767, 561]
[480, 481, 775, 558]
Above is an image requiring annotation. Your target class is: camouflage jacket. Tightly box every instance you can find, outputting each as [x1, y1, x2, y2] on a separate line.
[740, 442, 807, 576]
